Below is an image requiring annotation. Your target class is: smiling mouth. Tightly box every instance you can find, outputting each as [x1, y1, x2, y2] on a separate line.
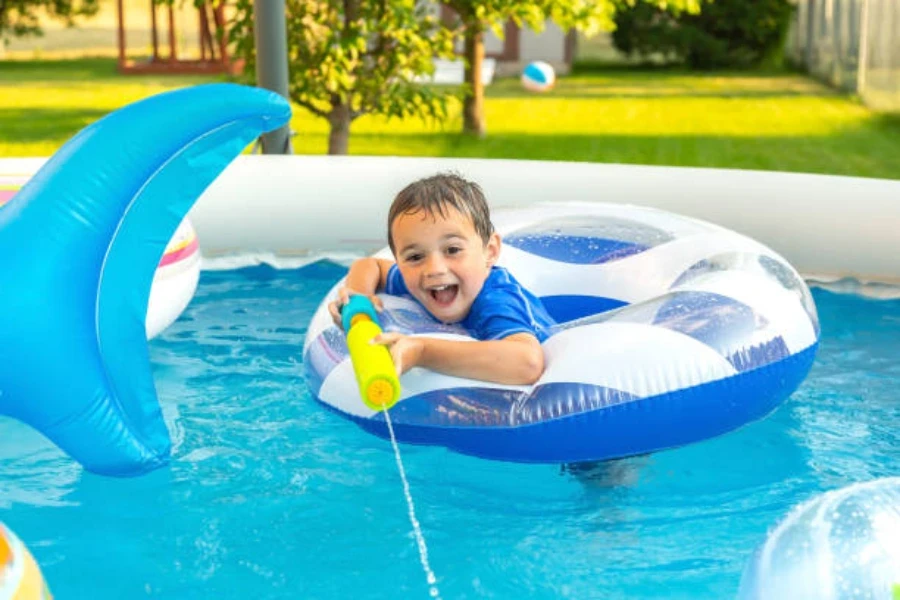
[429, 284, 459, 306]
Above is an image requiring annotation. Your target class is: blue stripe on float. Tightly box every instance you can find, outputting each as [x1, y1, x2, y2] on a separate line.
[318, 343, 817, 464]
[727, 337, 790, 372]
[504, 234, 647, 265]
[540, 295, 627, 323]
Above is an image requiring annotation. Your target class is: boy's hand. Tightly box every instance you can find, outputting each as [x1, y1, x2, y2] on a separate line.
[372, 332, 424, 376]
[328, 287, 384, 329]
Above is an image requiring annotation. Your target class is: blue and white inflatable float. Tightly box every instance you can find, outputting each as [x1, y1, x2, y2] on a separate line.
[305, 203, 820, 463]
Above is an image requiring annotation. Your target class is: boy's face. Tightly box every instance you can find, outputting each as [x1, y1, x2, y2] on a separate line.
[391, 206, 500, 324]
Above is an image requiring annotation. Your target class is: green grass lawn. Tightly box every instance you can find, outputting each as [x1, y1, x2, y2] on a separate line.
[1, 58, 898, 180]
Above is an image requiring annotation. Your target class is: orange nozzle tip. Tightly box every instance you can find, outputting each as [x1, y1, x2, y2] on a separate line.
[366, 380, 395, 407]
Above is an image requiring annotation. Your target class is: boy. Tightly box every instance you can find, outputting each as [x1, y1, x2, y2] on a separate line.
[328, 173, 555, 385]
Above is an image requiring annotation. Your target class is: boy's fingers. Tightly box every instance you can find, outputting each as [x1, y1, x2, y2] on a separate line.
[328, 304, 343, 328]
[371, 332, 398, 346]
[371, 296, 384, 311]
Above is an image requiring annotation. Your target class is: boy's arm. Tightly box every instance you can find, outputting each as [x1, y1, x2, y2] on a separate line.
[377, 332, 545, 385]
[329, 257, 394, 325]
[344, 257, 394, 295]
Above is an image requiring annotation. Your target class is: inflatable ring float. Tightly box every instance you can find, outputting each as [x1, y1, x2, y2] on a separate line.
[304, 203, 819, 463]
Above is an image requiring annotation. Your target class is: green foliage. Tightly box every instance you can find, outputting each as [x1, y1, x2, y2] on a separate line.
[0, 0, 98, 45]
[442, 0, 698, 38]
[611, 0, 795, 70]
[229, 0, 457, 136]
[441, 0, 699, 136]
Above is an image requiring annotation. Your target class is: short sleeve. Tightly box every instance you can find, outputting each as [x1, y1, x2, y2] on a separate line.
[467, 286, 544, 342]
[463, 268, 555, 342]
[384, 263, 408, 296]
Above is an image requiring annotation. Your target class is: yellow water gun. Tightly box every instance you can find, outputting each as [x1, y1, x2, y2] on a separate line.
[341, 295, 401, 411]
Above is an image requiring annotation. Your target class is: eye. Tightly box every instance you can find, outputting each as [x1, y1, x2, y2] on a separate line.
[446, 246, 463, 256]
[404, 253, 423, 263]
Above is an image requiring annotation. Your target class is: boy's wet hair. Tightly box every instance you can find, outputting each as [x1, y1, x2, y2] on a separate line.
[388, 172, 494, 252]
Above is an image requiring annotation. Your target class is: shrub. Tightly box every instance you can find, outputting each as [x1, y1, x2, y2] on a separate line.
[612, 0, 795, 70]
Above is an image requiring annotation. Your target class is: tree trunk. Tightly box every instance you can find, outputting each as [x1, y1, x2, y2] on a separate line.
[327, 103, 351, 155]
[462, 26, 485, 138]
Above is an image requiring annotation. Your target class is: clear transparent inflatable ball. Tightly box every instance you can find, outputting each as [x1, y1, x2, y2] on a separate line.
[739, 478, 900, 600]
[521, 61, 555, 92]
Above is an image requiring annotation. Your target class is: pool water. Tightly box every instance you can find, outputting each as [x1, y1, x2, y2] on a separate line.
[1, 262, 897, 599]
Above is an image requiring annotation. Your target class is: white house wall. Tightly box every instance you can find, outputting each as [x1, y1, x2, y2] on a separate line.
[518, 22, 567, 63]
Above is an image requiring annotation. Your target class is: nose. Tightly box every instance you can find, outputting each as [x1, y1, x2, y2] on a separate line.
[423, 253, 447, 277]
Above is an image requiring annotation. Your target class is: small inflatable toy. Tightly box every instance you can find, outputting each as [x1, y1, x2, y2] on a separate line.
[521, 61, 555, 92]
[0, 523, 51, 600]
[305, 203, 819, 463]
[145, 219, 201, 339]
[342, 295, 401, 411]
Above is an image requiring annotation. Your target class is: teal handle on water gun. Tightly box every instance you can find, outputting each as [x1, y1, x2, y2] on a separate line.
[342, 295, 381, 331]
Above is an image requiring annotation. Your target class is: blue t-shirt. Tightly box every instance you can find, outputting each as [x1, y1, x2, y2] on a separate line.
[384, 265, 556, 343]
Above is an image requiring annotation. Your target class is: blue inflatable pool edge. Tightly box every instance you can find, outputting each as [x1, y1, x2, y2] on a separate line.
[0, 84, 291, 476]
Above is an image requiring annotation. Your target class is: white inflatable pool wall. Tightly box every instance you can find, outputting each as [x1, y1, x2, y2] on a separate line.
[3, 156, 898, 288]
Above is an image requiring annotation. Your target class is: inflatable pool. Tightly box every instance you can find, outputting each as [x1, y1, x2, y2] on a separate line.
[0, 179, 200, 339]
[1, 83, 897, 475]
[304, 202, 820, 463]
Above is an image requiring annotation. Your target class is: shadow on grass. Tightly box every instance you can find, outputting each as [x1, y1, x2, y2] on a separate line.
[341, 124, 900, 180]
[0, 58, 118, 81]
[0, 57, 226, 86]
[571, 60, 798, 77]
[487, 71, 839, 100]
[873, 112, 900, 132]
[485, 88, 841, 100]
[0, 108, 110, 144]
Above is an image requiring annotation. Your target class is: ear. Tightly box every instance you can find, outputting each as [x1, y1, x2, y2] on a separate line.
[485, 232, 501, 267]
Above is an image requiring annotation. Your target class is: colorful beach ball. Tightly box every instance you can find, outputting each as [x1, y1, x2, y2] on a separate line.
[738, 478, 900, 600]
[1, 523, 51, 599]
[521, 61, 555, 92]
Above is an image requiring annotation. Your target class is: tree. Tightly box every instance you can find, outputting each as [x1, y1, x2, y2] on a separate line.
[612, 0, 794, 70]
[0, 0, 98, 46]
[230, 0, 457, 155]
[441, 0, 700, 137]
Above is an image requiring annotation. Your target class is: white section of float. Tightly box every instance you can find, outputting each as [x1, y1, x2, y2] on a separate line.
[146, 222, 201, 339]
[499, 232, 775, 301]
[538, 322, 739, 394]
[3, 156, 899, 285]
